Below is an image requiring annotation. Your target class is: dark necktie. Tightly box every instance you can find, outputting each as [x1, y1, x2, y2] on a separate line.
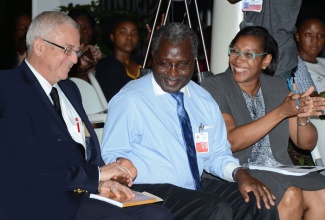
[171, 92, 201, 190]
[49, 87, 85, 160]
[50, 87, 64, 122]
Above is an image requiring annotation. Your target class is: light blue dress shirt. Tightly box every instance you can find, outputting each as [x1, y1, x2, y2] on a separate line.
[101, 72, 240, 190]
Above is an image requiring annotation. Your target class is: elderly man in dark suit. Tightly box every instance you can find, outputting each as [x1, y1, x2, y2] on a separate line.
[0, 11, 171, 220]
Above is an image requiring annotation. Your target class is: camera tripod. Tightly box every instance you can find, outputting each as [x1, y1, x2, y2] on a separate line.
[141, 0, 213, 83]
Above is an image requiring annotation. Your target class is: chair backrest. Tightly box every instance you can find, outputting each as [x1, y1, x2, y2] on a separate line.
[311, 145, 324, 166]
[88, 71, 107, 110]
[310, 117, 325, 166]
[69, 77, 105, 115]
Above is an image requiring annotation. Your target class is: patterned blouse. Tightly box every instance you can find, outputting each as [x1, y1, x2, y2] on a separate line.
[241, 88, 283, 167]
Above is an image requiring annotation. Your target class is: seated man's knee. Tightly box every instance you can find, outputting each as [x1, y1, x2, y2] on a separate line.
[243, 192, 279, 220]
[205, 199, 232, 219]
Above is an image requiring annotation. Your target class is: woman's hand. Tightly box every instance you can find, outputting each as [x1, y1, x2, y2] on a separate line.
[279, 86, 320, 118]
[75, 45, 104, 75]
[146, 13, 165, 40]
[298, 86, 325, 117]
[80, 45, 103, 64]
[278, 92, 305, 117]
[86, 45, 104, 62]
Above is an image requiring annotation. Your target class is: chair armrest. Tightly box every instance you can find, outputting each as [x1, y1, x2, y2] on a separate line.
[87, 113, 107, 123]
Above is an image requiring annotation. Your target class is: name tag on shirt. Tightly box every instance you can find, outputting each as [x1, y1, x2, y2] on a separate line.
[242, 0, 263, 12]
[195, 132, 209, 153]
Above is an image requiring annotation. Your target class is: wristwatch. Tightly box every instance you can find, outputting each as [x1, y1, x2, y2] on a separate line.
[232, 166, 248, 182]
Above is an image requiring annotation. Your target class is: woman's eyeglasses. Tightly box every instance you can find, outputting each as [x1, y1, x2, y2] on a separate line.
[228, 47, 267, 60]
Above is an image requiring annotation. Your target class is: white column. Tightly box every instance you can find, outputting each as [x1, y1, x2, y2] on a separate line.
[32, 0, 92, 18]
[210, 1, 243, 74]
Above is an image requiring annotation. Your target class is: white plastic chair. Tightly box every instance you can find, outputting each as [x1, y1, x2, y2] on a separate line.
[311, 145, 324, 167]
[69, 75, 107, 146]
[69, 77, 106, 114]
[310, 117, 325, 167]
[88, 71, 107, 111]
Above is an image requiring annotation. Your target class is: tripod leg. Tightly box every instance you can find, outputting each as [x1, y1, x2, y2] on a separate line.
[194, 0, 210, 72]
[183, 0, 201, 75]
[164, 0, 173, 25]
[143, 0, 164, 68]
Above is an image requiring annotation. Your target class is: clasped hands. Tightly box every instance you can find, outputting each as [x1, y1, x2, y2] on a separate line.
[98, 158, 137, 199]
[282, 86, 325, 118]
[78, 45, 104, 74]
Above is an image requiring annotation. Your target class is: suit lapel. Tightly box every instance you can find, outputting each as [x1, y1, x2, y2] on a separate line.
[20, 61, 72, 139]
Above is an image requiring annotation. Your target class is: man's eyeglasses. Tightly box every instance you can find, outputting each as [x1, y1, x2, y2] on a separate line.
[228, 47, 268, 60]
[155, 57, 193, 73]
[43, 39, 83, 58]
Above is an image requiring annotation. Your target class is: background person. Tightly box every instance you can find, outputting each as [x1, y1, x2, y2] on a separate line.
[202, 26, 325, 220]
[95, 14, 143, 102]
[296, 17, 325, 95]
[228, 0, 317, 94]
[12, 12, 31, 65]
[0, 12, 31, 69]
[68, 8, 104, 82]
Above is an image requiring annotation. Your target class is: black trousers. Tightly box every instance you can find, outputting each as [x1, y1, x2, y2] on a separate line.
[132, 177, 279, 220]
[79, 193, 173, 220]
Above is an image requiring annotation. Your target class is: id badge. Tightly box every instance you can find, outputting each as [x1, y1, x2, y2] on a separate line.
[242, 0, 263, 12]
[195, 132, 209, 153]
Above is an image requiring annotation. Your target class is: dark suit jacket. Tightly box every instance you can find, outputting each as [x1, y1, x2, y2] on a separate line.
[0, 61, 104, 220]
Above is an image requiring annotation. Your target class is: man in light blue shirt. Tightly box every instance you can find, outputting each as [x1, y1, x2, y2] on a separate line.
[101, 22, 278, 220]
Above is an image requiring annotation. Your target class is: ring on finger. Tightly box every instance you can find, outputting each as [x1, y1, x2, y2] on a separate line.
[262, 186, 267, 190]
[295, 105, 299, 109]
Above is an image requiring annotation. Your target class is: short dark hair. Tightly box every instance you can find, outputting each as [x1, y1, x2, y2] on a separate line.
[296, 16, 325, 33]
[151, 22, 199, 57]
[67, 9, 96, 27]
[103, 14, 138, 47]
[229, 26, 278, 76]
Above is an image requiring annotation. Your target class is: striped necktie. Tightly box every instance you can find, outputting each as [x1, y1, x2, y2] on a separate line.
[171, 92, 201, 190]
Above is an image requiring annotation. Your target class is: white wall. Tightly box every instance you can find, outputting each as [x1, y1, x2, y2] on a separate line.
[210, 1, 242, 74]
[32, 0, 92, 18]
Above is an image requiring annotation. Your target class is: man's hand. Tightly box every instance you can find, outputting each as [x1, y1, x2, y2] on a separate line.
[98, 180, 135, 199]
[236, 169, 276, 209]
[116, 157, 137, 179]
[100, 162, 134, 187]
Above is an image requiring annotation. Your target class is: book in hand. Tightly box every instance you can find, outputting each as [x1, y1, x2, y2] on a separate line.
[89, 191, 163, 208]
[249, 164, 325, 176]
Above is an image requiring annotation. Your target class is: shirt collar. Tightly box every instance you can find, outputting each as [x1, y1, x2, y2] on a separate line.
[151, 71, 190, 97]
[25, 59, 59, 97]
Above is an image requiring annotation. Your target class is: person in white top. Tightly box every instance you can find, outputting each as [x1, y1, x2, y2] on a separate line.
[296, 17, 325, 95]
